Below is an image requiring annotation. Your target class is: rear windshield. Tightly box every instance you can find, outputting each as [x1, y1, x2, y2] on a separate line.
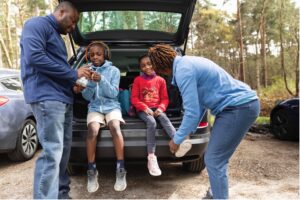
[78, 11, 181, 34]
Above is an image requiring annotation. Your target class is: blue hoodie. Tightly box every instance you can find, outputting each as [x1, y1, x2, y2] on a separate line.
[82, 61, 121, 114]
[172, 56, 258, 144]
[20, 14, 77, 104]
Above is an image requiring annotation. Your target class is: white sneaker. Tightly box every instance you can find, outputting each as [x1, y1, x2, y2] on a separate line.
[147, 154, 162, 176]
[114, 168, 127, 191]
[87, 169, 99, 193]
[175, 139, 192, 157]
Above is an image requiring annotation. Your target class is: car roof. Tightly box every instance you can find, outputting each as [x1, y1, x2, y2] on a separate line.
[65, 0, 196, 46]
[0, 68, 20, 79]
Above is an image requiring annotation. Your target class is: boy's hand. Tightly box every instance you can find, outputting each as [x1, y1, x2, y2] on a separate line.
[73, 84, 85, 94]
[77, 67, 92, 79]
[154, 108, 162, 117]
[91, 71, 101, 82]
[144, 108, 154, 116]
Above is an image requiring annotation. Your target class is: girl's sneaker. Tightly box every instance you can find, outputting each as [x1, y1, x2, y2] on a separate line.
[175, 139, 192, 157]
[147, 154, 162, 176]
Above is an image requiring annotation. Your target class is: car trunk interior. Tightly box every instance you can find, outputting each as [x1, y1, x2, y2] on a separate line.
[72, 47, 183, 128]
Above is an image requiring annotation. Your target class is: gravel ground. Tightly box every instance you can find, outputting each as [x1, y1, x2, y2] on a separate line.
[0, 132, 299, 199]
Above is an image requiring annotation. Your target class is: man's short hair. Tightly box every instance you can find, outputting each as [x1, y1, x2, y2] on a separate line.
[54, 1, 77, 12]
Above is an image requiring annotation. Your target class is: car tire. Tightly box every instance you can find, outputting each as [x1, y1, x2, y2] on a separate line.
[8, 119, 39, 161]
[182, 154, 205, 173]
[270, 109, 298, 141]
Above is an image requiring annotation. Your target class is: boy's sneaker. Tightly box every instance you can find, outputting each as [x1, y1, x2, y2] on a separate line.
[147, 154, 162, 176]
[114, 168, 127, 191]
[87, 169, 99, 193]
[175, 139, 192, 157]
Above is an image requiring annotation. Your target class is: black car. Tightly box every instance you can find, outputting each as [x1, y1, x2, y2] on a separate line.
[67, 0, 210, 173]
[270, 98, 299, 141]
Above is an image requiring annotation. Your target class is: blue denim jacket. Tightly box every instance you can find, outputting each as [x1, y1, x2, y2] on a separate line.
[82, 61, 121, 114]
[171, 56, 258, 144]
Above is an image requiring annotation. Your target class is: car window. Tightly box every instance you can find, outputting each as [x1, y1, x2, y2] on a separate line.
[78, 11, 181, 34]
[0, 77, 22, 92]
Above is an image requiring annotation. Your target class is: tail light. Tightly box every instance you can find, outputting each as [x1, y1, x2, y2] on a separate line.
[197, 121, 208, 128]
[0, 96, 9, 106]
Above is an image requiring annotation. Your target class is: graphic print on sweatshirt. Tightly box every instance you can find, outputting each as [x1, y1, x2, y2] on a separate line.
[142, 86, 158, 103]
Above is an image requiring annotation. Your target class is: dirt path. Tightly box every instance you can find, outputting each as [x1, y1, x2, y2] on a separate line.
[0, 133, 298, 199]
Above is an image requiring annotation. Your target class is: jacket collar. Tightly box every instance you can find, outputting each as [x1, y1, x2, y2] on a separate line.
[46, 14, 60, 33]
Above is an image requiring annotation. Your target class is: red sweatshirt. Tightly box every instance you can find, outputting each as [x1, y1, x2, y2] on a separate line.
[131, 75, 169, 112]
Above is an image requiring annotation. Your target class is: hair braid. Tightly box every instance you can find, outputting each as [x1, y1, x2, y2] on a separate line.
[148, 44, 177, 74]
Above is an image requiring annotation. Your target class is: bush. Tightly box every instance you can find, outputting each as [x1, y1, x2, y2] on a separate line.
[259, 78, 295, 116]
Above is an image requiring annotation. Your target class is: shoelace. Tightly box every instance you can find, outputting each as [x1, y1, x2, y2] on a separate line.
[149, 157, 159, 170]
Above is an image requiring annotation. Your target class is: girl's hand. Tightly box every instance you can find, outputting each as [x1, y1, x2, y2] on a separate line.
[91, 72, 101, 82]
[154, 108, 162, 117]
[144, 108, 154, 116]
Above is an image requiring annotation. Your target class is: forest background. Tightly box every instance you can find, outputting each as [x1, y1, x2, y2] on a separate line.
[0, 0, 299, 119]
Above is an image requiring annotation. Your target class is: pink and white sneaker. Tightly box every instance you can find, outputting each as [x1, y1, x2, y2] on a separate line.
[147, 154, 162, 176]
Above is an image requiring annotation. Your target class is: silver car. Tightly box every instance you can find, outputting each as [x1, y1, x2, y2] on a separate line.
[0, 68, 38, 161]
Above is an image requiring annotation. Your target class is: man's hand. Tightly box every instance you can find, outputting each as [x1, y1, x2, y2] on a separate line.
[91, 71, 101, 82]
[169, 139, 179, 154]
[144, 107, 154, 116]
[77, 67, 91, 79]
[73, 84, 85, 94]
[154, 108, 162, 117]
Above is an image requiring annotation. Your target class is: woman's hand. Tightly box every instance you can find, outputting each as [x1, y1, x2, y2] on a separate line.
[169, 139, 179, 154]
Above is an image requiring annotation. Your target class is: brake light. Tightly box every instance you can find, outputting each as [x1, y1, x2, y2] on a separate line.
[197, 122, 208, 128]
[0, 96, 9, 106]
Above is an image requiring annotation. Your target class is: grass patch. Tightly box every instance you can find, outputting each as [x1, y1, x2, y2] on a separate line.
[255, 116, 270, 125]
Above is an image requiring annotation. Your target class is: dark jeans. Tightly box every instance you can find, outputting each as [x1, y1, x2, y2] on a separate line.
[137, 111, 176, 153]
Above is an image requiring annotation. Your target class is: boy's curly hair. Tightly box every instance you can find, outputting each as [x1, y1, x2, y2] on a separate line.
[148, 44, 177, 72]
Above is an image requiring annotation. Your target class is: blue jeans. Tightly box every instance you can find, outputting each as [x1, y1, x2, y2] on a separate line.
[138, 111, 175, 153]
[204, 99, 260, 199]
[31, 101, 73, 199]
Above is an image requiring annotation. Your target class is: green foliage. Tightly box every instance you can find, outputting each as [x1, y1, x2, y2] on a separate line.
[255, 116, 270, 124]
[78, 11, 181, 33]
[259, 78, 295, 116]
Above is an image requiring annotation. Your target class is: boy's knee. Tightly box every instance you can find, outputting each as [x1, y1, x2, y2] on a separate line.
[87, 123, 100, 139]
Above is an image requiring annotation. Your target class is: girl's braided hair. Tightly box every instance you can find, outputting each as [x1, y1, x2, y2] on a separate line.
[148, 44, 177, 73]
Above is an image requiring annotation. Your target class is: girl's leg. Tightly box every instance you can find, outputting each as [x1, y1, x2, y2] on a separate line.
[156, 112, 176, 138]
[137, 112, 157, 153]
[204, 100, 260, 199]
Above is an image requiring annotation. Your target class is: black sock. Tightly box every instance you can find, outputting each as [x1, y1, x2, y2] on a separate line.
[116, 160, 124, 169]
[88, 162, 96, 171]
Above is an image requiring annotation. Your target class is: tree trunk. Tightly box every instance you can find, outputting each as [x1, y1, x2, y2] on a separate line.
[0, 33, 13, 68]
[279, 0, 294, 96]
[237, 0, 245, 81]
[260, 15, 267, 87]
[5, 0, 13, 68]
[255, 34, 261, 94]
[294, 21, 299, 96]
